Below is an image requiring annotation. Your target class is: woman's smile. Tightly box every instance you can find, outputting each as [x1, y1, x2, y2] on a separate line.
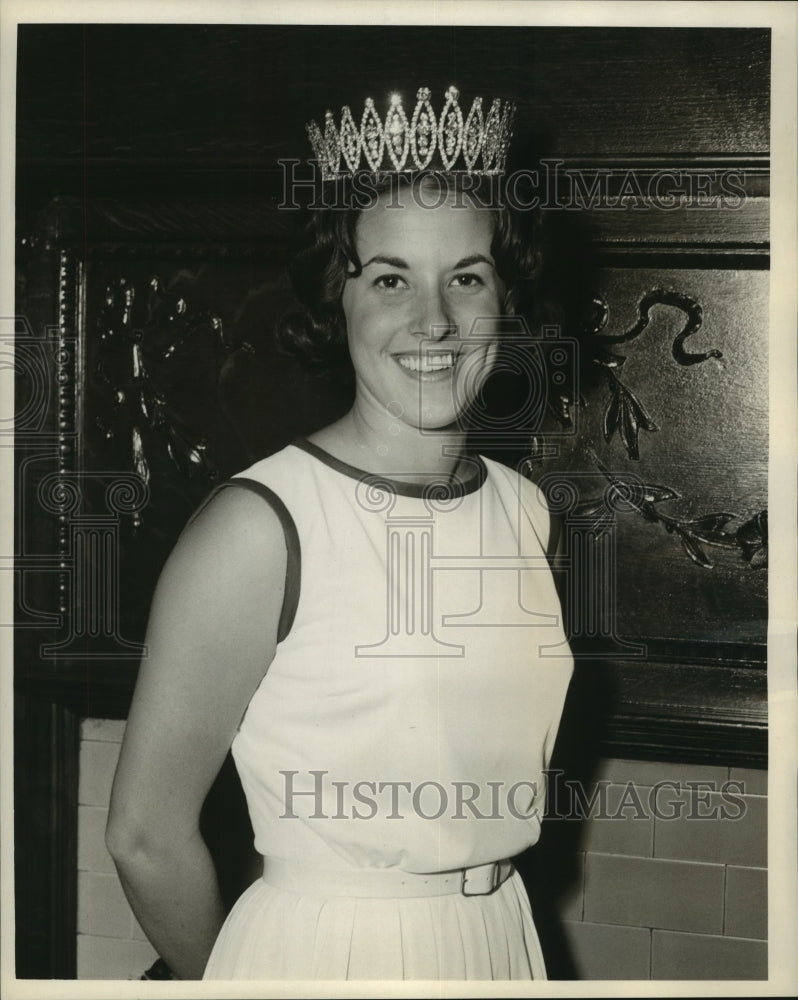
[394, 348, 458, 377]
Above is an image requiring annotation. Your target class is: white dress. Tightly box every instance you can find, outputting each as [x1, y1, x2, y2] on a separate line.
[203, 440, 574, 980]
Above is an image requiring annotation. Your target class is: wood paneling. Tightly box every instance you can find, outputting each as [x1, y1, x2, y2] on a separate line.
[14, 694, 79, 977]
[17, 26, 769, 214]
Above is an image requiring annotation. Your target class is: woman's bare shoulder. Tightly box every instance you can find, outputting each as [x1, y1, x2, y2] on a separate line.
[176, 482, 286, 561]
[150, 484, 288, 635]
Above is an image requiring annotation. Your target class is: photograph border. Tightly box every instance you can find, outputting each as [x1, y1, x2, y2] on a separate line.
[2, 1, 796, 997]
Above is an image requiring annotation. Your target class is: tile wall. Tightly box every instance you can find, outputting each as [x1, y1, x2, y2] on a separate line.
[77, 721, 767, 980]
[538, 757, 767, 980]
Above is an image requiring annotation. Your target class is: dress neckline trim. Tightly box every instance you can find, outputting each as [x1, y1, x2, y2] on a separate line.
[291, 437, 487, 499]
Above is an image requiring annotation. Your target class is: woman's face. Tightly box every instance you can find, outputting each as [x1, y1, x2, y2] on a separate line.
[341, 187, 505, 432]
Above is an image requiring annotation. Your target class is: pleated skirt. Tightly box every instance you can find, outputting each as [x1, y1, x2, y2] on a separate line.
[203, 868, 546, 981]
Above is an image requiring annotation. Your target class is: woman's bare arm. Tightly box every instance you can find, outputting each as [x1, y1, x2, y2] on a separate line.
[106, 487, 287, 979]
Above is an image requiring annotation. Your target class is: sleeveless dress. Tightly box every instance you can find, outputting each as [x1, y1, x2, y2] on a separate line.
[202, 440, 574, 981]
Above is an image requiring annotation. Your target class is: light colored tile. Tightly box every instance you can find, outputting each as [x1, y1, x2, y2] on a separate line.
[561, 920, 651, 980]
[584, 853, 724, 934]
[78, 739, 121, 807]
[578, 782, 654, 857]
[77, 934, 159, 980]
[77, 871, 133, 939]
[654, 791, 766, 867]
[651, 929, 767, 980]
[729, 766, 767, 796]
[78, 805, 115, 874]
[592, 758, 728, 788]
[81, 718, 126, 743]
[725, 866, 767, 940]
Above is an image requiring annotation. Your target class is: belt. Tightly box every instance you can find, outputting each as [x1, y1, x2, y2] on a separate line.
[261, 857, 515, 899]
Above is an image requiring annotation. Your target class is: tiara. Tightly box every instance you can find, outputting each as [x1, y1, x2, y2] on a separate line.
[306, 86, 516, 180]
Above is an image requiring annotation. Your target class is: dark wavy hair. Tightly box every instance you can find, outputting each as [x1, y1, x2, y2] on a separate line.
[277, 172, 543, 375]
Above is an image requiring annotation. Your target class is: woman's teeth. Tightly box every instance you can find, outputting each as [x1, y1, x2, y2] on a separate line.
[397, 352, 455, 372]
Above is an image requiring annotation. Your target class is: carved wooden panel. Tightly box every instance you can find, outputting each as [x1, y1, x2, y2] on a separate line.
[542, 268, 767, 656]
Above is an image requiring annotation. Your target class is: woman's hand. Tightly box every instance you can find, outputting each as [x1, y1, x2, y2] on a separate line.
[106, 486, 287, 979]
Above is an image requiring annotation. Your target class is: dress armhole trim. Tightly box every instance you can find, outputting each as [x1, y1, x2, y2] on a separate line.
[188, 477, 301, 644]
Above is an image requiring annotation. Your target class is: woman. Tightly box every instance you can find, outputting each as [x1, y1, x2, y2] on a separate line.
[106, 87, 574, 981]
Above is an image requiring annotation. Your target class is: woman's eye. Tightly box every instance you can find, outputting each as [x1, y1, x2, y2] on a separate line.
[451, 273, 484, 289]
[373, 274, 407, 291]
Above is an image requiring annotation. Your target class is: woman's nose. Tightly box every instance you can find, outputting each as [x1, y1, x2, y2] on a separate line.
[412, 287, 456, 341]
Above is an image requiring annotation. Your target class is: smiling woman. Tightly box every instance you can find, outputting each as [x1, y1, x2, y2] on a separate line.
[342, 187, 502, 436]
[105, 91, 574, 981]
[312, 178, 506, 468]
[278, 172, 542, 473]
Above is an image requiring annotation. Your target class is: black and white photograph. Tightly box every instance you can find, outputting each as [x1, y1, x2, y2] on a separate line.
[3, 1, 796, 993]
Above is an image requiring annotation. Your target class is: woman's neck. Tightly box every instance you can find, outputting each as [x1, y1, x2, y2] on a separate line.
[308, 407, 470, 485]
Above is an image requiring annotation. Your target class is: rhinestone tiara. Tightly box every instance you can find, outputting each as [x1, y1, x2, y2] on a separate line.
[306, 86, 516, 180]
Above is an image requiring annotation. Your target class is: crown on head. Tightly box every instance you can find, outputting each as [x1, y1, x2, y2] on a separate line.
[306, 86, 516, 180]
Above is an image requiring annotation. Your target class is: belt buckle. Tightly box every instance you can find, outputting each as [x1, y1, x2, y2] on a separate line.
[461, 862, 500, 896]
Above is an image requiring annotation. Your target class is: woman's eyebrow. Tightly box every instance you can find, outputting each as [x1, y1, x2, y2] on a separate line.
[453, 254, 494, 269]
[362, 253, 495, 270]
[362, 254, 408, 269]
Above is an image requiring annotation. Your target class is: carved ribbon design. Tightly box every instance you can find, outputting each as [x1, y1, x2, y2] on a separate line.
[585, 289, 724, 461]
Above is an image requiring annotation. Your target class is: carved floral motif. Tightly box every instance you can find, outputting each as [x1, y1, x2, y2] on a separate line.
[572, 453, 767, 570]
[93, 275, 246, 523]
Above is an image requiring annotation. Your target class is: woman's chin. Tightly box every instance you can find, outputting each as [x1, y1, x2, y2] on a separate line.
[413, 408, 471, 435]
